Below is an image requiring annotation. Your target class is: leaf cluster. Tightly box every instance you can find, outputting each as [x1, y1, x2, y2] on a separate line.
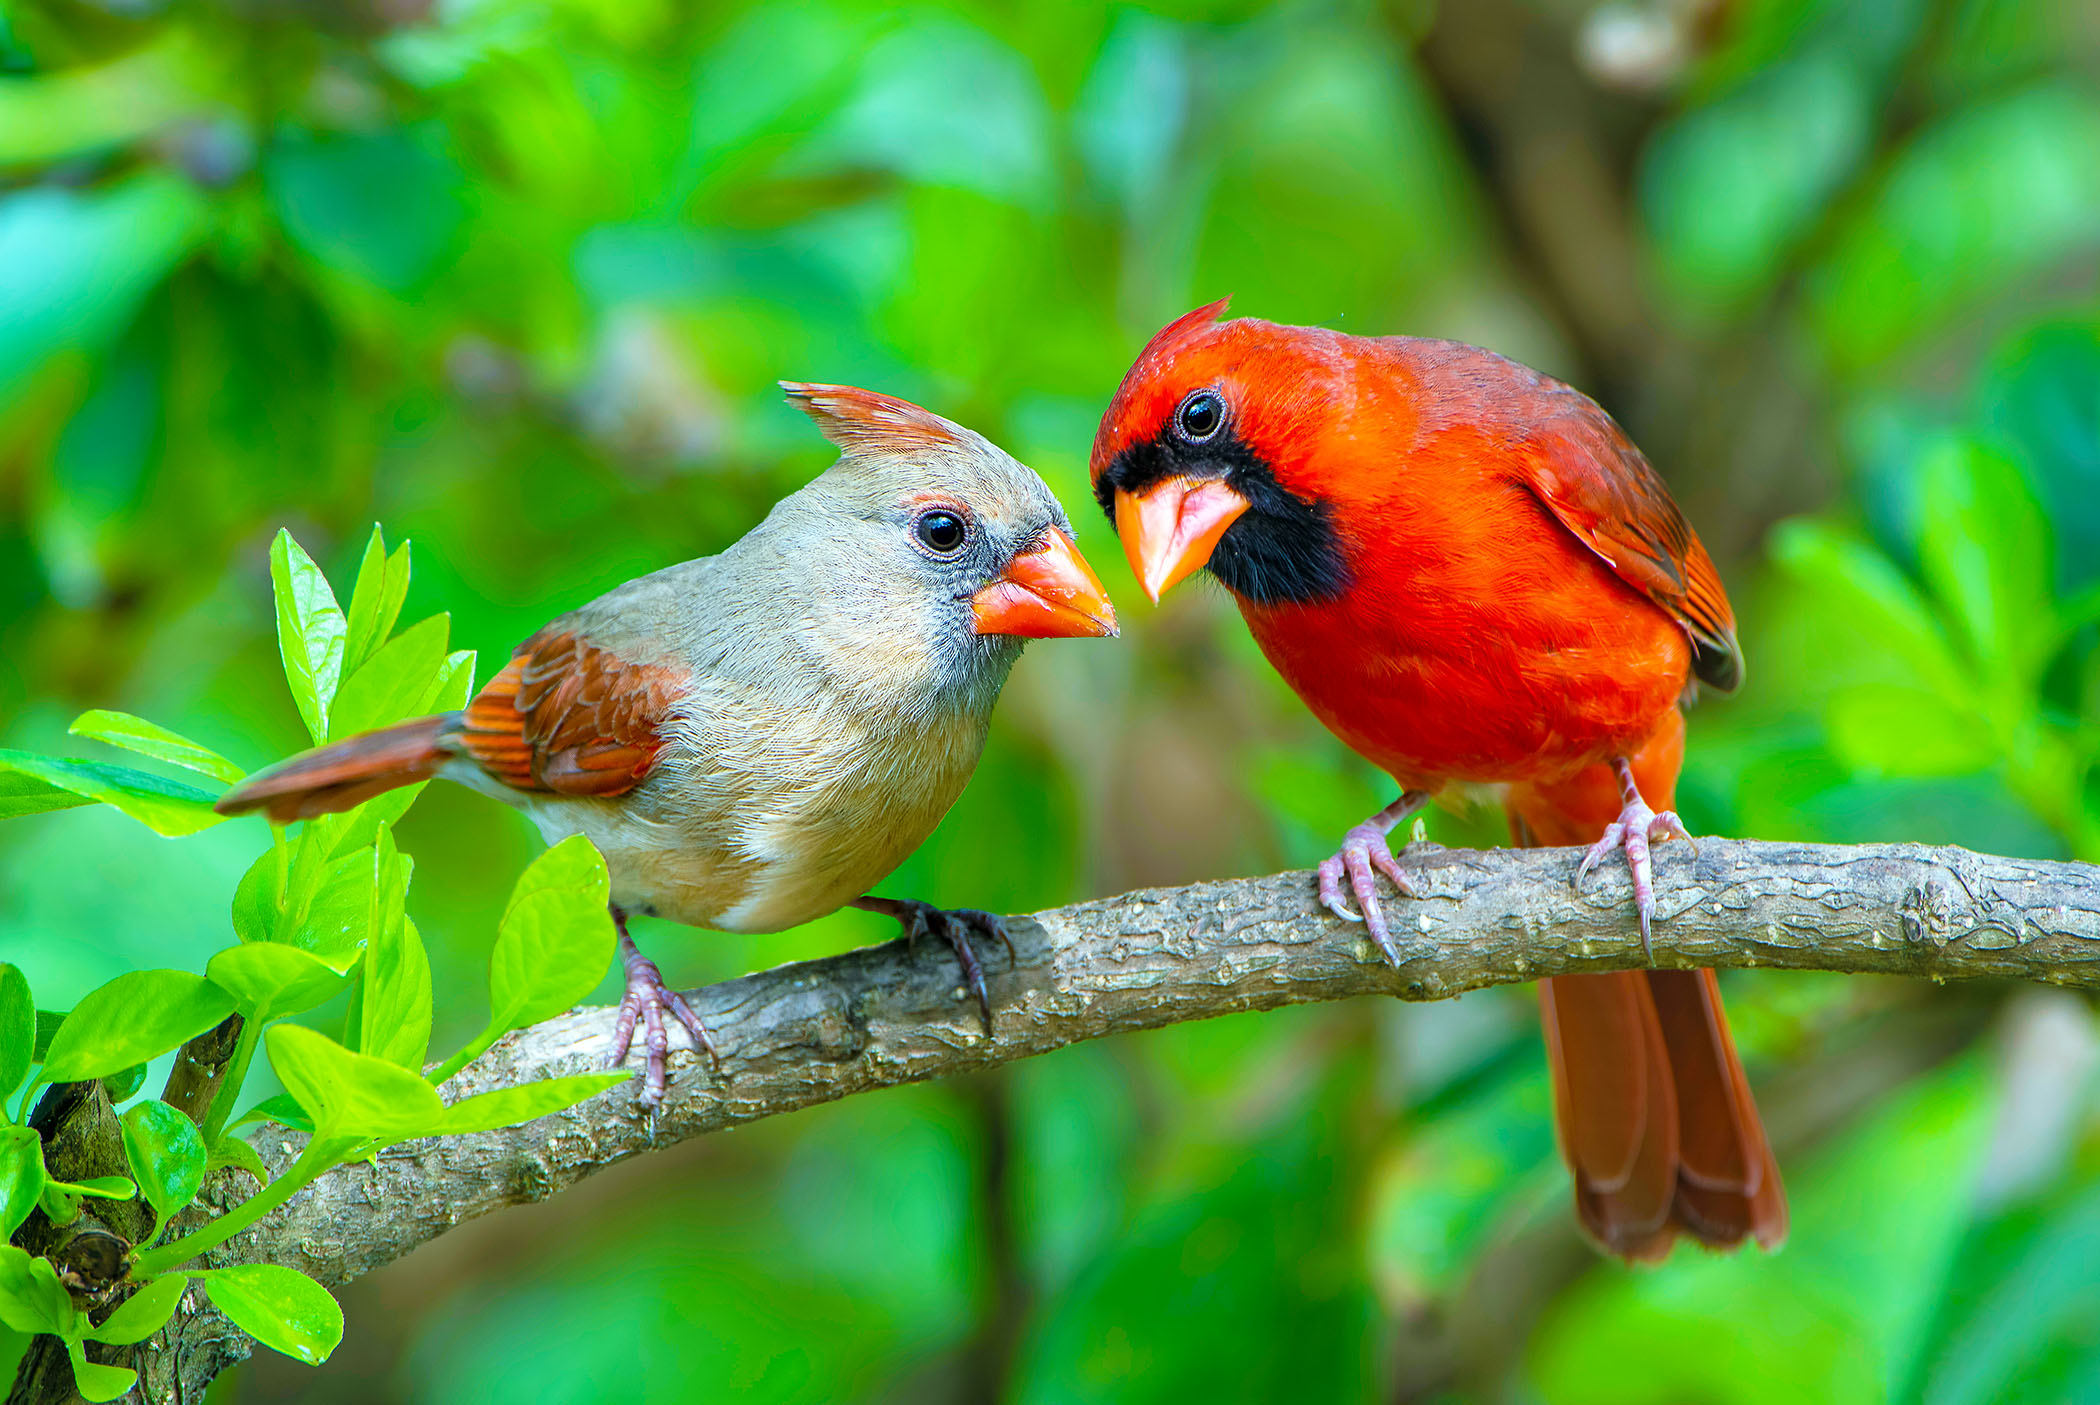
[0, 529, 623, 1399]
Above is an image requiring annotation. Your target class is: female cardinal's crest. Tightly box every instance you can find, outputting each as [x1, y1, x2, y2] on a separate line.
[780, 383, 968, 458]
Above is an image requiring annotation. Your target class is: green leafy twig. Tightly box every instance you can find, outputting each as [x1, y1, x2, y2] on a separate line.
[1, 528, 626, 1403]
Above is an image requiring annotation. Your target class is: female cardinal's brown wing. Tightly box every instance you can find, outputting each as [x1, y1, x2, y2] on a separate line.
[1517, 401, 1743, 694]
[459, 630, 688, 796]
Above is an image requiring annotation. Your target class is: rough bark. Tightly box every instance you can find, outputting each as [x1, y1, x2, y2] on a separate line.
[13, 837, 2100, 1403]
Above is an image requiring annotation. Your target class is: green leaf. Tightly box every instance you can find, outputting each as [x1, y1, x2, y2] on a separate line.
[42, 971, 236, 1084]
[87, 1272, 187, 1346]
[265, 1024, 444, 1144]
[270, 529, 348, 747]
[437, 1074, 628, 1135]
[0, 1247, 73, 1336]
[0, 750, 225, 836]
[98, 1063, 146, 1104]
[205, 943, 348, 1023]
[362, 834, 431, 1070]
[232, 1093, 312, 1135]
[66, 1340, 137, 1402]
[66, 711, 245, 785]
[328, 613, 448, 742]
[0, 765, 93, 821]
[38, 1179, 80, 1226]
[0, 1125, 45, 1239]
[32, 1010, 62, 1062]
[199, 1263, 343, 1365]
[335, 832, 415, 1054]
[0, 963, 29, 1106]
[57, 1175, 136, 1200]
[424, 649, 476, 712]
[229, 846, 285, 945]
[206, 1135, 269, 1185]
[342, 529, 412, 676]
[431, 836, 616, 1085]
[1916, 438, 2056, 682]
[340, 966, 364, 1055]
[312, 784, 422, 862]
[231, 834, 380, 970]
[120, 1100, 207, 1225]
[1770, 519, 1975, 703]
[489, 835, 615, 1034]
[343, 529, 387, 668]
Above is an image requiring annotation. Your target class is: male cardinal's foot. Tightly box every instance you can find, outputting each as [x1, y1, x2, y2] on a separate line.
[852, 896, 1014, 1033]
[1317, 791, 1431, 967]
[607, 916, 719, 1113]
[1575, 758, 1695, 959]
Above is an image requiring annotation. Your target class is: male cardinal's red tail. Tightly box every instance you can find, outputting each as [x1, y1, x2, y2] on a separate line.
[1508, 712, 1787, 1262]
[215, 715, 458, 824]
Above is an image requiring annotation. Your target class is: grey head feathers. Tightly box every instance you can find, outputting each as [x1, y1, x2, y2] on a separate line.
[549, 385, 1076, 728]
[761, 383, 1072, 715]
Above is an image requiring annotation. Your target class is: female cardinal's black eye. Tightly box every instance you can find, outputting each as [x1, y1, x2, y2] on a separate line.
[915, 510, 967, 554]
[1175, 390, 1225, 443]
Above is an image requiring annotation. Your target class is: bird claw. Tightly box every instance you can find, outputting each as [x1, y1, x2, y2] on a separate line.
[608, 930, 720, 1115]
[1324, 894, 1365, 924]
[1317, 818, 1420, 967]
[1574, 785, 1694, 962]
[864, 898, 1012, 1034]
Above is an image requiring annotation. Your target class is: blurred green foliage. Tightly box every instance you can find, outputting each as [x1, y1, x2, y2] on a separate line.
[2, 0, 2098, 1399]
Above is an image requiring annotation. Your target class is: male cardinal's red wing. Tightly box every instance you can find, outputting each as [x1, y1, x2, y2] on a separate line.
[459, 631, 687, 796]
[1518, 407, 1743, 694]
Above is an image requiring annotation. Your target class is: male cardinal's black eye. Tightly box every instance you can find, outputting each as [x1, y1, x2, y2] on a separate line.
[1176, 390, 1225, 443]
[915, 510, 967, 554]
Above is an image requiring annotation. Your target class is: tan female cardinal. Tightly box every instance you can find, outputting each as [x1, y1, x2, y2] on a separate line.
[218, 384, 1118, 1108]
[1091, 300, 1784, 1261]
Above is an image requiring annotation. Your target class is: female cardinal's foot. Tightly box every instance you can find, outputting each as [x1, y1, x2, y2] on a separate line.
[852, 896, 1014, 1033]
[1575, 758, 1695, 959]
[1317, 791, 1432, 967]
[607, 915, 719, 1112]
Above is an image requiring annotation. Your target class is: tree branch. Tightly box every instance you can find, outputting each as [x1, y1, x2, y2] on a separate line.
[159, 1016, 245, 1127]
[34, 837, 2100, 1402]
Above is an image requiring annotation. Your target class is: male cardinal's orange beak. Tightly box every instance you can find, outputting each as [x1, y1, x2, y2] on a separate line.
[971, 528, 1119, 639]
[1113, 479, 1251, 602]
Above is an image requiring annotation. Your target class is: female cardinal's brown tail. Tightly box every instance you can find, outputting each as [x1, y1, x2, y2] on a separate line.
[214, 715, 459, 824]
[1507, 710, 1786, 1262]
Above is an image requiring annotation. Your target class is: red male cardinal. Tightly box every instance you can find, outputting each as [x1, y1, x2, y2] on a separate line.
[219, 385, 1118, 1108]
[1092, 301, 1784, 1260]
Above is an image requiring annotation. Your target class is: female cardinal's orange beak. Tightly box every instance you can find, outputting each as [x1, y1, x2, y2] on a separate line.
[1113, 479, 1251, 602]
[971, 528, 1119, 638]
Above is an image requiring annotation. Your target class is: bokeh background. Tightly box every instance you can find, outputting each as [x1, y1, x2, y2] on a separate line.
[4, 0, 2100, 1398]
